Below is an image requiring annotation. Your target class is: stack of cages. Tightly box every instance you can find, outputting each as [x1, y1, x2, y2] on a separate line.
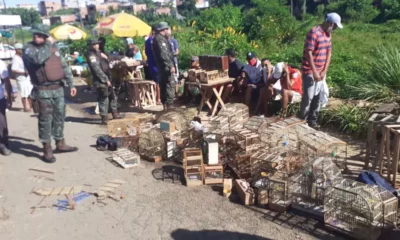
[324, 179, 398, 240]
[157, 111, 189, 141]
[107, 118, 140, 152]
[295, 124, 348, 170]
[231, 128, 261, 154]
[258, 117, 304, 153]
[244, 116, 265, 132]
[208, 115, 230, 136]
[183, 148, 204, 187]
[269, 171, 291, 212]
[138, 128, 165, 159]
[289, 157, 343, 219]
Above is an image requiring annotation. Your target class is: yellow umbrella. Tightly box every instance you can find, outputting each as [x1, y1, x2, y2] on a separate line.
[94, 12, 151, 37]
[50, 24, 87, 40]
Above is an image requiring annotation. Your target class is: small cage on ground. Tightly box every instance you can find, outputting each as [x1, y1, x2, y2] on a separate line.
[138, 128, 165, 160]
[183, 148, 204, 187]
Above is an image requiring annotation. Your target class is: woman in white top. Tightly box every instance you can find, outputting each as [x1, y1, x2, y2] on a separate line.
[12, 43, 33, 112]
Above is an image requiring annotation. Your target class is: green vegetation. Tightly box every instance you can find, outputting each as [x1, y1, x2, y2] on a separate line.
[0, 8, 41, 26]
[57, 0, 400, 137]
[50, 9, 77, 16]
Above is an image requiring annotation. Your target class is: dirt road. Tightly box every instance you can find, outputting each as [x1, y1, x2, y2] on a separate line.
[0, 86, 344, 240]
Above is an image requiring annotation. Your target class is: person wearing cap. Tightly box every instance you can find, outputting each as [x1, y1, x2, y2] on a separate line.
[261, 62, 303, 118]
[239, 51, 266, 108]
[152, 22, 176, 110]
[301, 12, 343, 127]
[87, 38, 121, 125]
[23, 23, 78, 163]
[12, 43, 33, 112]
[145, 24, 162, 104]
[125, 38, 142, 61]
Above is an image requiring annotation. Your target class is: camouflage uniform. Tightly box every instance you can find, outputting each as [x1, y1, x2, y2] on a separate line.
[152, 22, 175, 105]
[86, 48, 117, 117]
[23, 41, 74, 143]
[23, 23, 77, 164]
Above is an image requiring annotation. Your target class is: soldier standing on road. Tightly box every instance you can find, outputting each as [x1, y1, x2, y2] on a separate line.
[152, 22, 176, 111]
[23, 23, 78, 163]
[86, 39, 121, 124]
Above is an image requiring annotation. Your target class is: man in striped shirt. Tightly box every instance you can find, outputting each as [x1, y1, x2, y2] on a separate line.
[300, 13, 343, 127]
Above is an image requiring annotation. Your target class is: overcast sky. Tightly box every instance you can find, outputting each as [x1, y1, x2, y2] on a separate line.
[6, 0, 39, 6]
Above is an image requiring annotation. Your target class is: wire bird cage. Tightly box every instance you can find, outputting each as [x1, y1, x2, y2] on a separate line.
[258, 118, 304, 152]
[231, 128, 261, 154]
[324, 179, 398, 240]
[175, 107, 198, 128]
[289, 157, 343, 216]
[138, 128, 165, 158]
[208, 115, 230, 135]
[219, 103, 249, 129]
[244, 116, 266, 132]
[295, 124, 348, 169]
[269, 171, 291, 212]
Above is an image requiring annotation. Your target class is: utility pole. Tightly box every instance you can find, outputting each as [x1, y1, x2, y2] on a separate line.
[290, 0, 293, 16]
[2, 0, 7, 13]
[76, 0, 84, 29]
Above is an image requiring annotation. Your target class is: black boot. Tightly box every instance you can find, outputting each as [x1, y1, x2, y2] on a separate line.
[42, 143, 56, 163]
[101, 115, 108, 125]
[112, 111, 122, 119]
[55, 139, 78, 153]
[0, 147, 11, 156]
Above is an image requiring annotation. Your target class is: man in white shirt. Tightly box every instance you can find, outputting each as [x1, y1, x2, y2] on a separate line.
[12, 43, 33, 112]
[0, 59, 12, 155]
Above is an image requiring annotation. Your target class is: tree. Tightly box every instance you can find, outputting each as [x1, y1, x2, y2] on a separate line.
[0, 8, 41, 26]
[177, 0, 198, 18]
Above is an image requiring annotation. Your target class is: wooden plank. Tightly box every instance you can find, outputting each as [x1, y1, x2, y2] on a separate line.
[392, 134, 400, 187]
[378, 126, 389, 175]
[65, 194, 75, 210]
[374, 103, 398, 113]
[29, 168, 55, 174]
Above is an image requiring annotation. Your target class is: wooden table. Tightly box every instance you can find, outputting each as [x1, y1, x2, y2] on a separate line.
[186, 78, 234, 116]
[128, 80, 156, 109]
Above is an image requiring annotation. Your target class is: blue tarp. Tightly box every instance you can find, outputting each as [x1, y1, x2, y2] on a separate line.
[356, 171, 398, 197]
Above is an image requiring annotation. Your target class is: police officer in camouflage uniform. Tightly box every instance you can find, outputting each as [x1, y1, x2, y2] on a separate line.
[152, 22, 176, 111]
[86, 39, 121, 124]
[23, 23, 78, 164]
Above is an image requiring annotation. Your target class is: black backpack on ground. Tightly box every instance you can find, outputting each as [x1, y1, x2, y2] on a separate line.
[96, 135, 118, 151]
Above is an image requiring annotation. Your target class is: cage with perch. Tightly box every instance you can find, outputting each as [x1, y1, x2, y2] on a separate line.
[257, 117, 304, 152]
[157, 111, 189, 140]
[289, 157, 343, 218]
[138, 128, 165, 160]
[324, 179, 398, 240]
[295, 124, 348, 170]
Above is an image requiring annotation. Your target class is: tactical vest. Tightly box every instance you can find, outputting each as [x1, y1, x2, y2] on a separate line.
[30, 47, 65, 85]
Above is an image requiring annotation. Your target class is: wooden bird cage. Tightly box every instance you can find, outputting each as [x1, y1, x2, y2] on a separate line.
[296, 124, 348, 170]
[175, 107, 198, 129]
[138, 128, 165, 159]
[208, 115, 229, 135]
[324, 179, 398, 240]
[157, 111, 188, 133]
[183, 148, 204, 187]
[107, 118, 140, 137]
[218, 103, 242, 130]
[231, 128, 261, 154]
[258, 117, 304, 152]
[244, 116, 266, 132]
[289, 157, 343, 217]
[203, 165, 224, 185]
[268, 171, 290, 213]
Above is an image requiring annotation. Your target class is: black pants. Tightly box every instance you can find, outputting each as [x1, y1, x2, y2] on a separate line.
[0, 98, 9, 149]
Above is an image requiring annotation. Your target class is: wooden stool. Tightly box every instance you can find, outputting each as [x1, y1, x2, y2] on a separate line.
[128, 80, 156, 109]
[364, 114, 400, 171]
[378, 124, 400, 188]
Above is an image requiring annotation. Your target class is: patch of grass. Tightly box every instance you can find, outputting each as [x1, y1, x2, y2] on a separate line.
[334, 83, 398, 103]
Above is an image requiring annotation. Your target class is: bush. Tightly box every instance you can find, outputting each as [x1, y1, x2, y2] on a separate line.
[370, 45, 400, 90]
[194, 4, 243, 33]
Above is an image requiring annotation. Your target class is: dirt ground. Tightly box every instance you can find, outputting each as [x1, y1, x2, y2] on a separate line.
[0, 79, 349, 240]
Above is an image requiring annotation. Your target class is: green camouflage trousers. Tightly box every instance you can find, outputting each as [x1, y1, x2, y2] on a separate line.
[159, 70, 175, 105]
[37, 96, 65, 143]
[97, 86, 117, 116]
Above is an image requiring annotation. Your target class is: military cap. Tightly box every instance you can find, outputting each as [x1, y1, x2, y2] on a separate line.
[156, 22, 170, 31]
[151, 24, 157, 31]
[87, 38, 101, 45]
[30, 23, 50, 38]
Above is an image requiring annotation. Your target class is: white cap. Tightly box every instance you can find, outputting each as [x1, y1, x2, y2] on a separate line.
[272, 62, 284, 79]
[326, 12, 343, 29]
[73, 51, 79, 56]
[14, 43, 23, 49]
[126, 38, 134, 44]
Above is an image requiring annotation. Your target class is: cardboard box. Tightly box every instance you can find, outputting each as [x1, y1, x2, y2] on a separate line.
[160, 121, 176, 132]
[234, 179, 255, 206]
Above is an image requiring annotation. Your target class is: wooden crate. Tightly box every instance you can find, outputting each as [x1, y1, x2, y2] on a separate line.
[231, 128, 261, 153]
[378, 124, 400, 188]
[235, 179, 255, 206]
[199, 70, 220, 84]
[183, 148, 204, 187]
[188, 69, 205, 82]
[112, 148, 140, 169]
[364, 114, 400, 170]
[231, 152, 252, 180]
[107, 118, 140, 137]
[203, 165, 223, 185]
